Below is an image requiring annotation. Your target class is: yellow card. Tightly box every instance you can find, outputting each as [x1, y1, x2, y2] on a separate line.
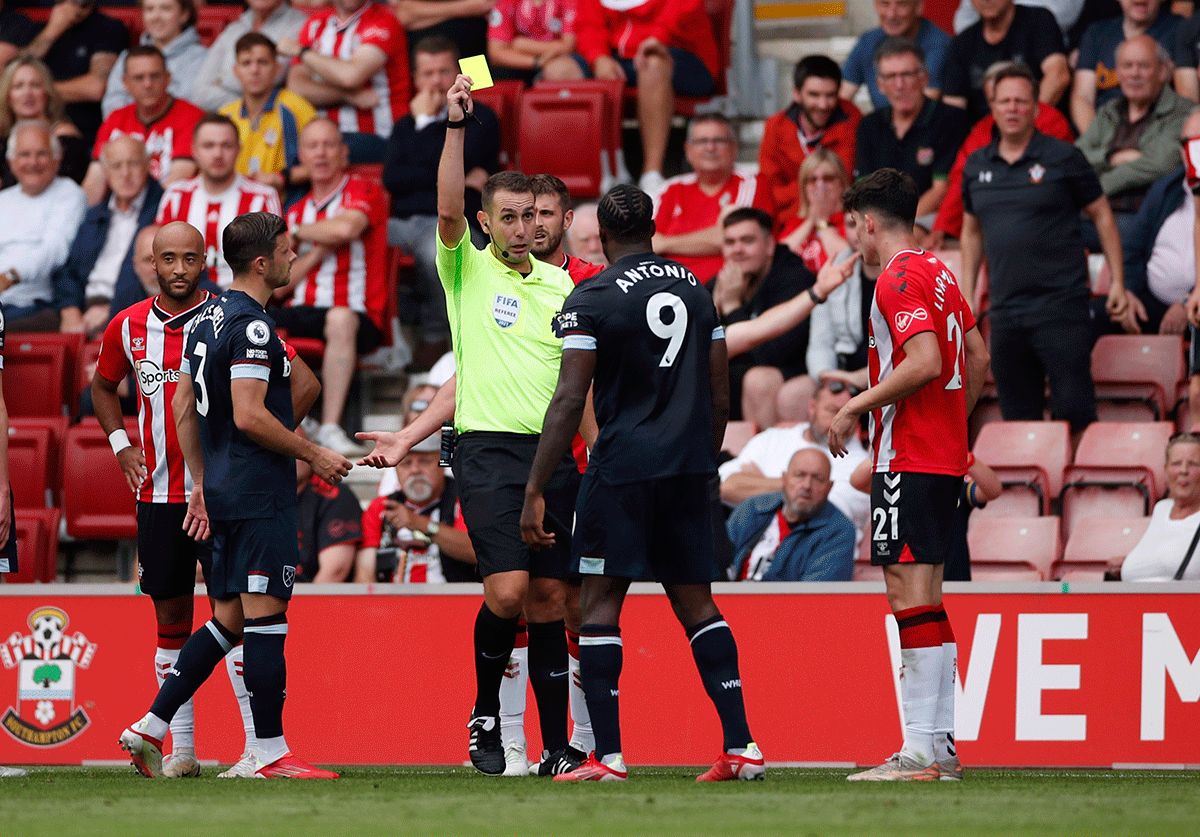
[459, 55, 494, 90]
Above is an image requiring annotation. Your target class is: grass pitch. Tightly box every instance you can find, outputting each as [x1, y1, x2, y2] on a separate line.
[0, 765, 1195, 837]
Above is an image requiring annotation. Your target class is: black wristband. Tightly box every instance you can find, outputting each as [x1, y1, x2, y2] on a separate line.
[446, 115, 469, 128]
[807, 286, 825, 305]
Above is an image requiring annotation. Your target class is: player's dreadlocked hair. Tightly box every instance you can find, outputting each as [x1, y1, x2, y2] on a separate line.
[597, 184, 654, 244]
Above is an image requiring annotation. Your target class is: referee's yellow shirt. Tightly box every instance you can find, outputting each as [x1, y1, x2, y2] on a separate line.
[437, 227, 574, 435]
[220, 89, 316, 177]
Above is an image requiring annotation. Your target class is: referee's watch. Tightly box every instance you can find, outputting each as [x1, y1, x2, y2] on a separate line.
[425, 520, 441, 539]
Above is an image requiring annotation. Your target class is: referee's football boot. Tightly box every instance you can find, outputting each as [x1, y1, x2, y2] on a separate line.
[696, 742, 766, 781]
[162, 749, 202, 778]
[847, 752, 940, 781]
[119, 721, 166, 778]
[536, 745, 586, 777]
[467, 714, 505, 775]
[553, 753, 628, 782]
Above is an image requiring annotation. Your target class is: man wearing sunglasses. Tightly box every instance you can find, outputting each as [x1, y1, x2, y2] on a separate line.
[719, 378, 870, 540]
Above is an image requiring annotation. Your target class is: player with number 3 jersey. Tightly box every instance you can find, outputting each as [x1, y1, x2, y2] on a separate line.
[829, 169, 989, 783]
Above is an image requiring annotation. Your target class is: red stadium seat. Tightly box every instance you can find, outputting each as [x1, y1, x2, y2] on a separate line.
[7, 332, 85, 416]
[967, 516, 1061, 581]
[473, 80, 525, 170]
[533, 79, 625, 187]
[98, 5, 144, 46]
[518, 87, 606, 198]
[971, 420, 1070, 515]
[7, 423, 51, 509]
[9, 416, 69, 505]
[4, 338, 68, 417]
[1054, 515, 1150, 581]
[5, 508, 61, 583]
[197, 5, 243, 46]
[1091, 334, 1186, 422]
[721, 420, 757, 456]
[62, 419, 139, 540]
[1061, 421, 1174, 535]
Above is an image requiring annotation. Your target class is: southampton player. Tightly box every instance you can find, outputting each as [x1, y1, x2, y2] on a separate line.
[95, 222, 318, 777]
[828, 169, 989, 781]
[120, 212, 351, 779]
[521, 185, 777, 781]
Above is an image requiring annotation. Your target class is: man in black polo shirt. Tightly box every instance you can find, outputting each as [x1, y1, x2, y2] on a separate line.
[854, 38, 967, 234]
[960, 63, 1133, 440]
[21, 0, 129, 147]
[0, 0, 38, 66]
[941, 0, 1069, 123]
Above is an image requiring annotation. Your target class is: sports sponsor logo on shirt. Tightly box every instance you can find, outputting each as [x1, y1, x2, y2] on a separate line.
[493, 293, 521, 328]
[246, 348, 269, 361]
[551, 310, 577, 337]
[0, 607, 98, 748]
[135, 358, 179, 396]
[894, 308, 929, 333]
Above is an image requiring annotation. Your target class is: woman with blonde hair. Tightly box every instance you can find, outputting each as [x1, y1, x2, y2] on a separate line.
[0, 57, 88, 188]
[778, 148, 851, 274]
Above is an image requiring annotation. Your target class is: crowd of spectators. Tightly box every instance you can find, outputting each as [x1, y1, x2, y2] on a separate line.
[5, 0, 1200, 584]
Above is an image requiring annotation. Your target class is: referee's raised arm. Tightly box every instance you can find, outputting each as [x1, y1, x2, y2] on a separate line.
[437, 74, 473, 248]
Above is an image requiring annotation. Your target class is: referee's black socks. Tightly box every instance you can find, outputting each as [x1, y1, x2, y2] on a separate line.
[150, 618, 241, 724]
[473, 603, 519, 718]
[527, 619, 569, 753]
[687, 614, 753, 752]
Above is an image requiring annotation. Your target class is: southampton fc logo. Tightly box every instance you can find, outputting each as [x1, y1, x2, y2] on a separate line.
[0, 607, 97, 747]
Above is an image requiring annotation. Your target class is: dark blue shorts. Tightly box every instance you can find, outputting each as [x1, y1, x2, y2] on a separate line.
[569, 48, 715, 97]
[137, 501, 213, 599]
[208, 508, 299, 601]
[573, 472, 719, 584]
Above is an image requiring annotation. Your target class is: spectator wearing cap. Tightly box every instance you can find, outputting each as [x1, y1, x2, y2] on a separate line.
[726, 448, 855, 582]
[719, 379, 870, 541]
[356, 431, 476, 583]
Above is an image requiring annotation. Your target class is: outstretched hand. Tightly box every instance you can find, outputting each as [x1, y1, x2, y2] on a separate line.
[355, 430, 412, 468]
[814, 252, 859, 300]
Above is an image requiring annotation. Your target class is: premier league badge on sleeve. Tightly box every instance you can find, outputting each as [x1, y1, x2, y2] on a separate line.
[246, 320, 271, 346]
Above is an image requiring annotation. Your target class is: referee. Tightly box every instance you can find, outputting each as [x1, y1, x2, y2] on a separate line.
[361, 73, 582, 776]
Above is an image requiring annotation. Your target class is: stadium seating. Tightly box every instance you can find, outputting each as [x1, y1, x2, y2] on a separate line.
[9, 416, 69, 506]
[4, 336, 70, 417]
[5, 508, 61, 583]
[7, 423, 52, 509]
[533, 79, 625, 188]
[967, 516, 1061, 581]
[518, 86, 607, 198]
[1061, 421, 1174, 535]
[473, 80, 524, 170]
[972, 420, 1070, 516]
[1091, 335, 1186, 422]
[196, 5, 243, 46]
[621, 0, 734, 117]
[62, 419, 139, 541]
[721, 420, 757, 456]
[1054, 516, 1150, 581]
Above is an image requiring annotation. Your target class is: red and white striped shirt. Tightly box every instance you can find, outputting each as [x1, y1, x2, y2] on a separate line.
[286, 174, 388, 329]
[95, 293, 214, 504]
[157, 175, 283, 289]
[296, 2, 409, 138]
[653, 171, 771, 281]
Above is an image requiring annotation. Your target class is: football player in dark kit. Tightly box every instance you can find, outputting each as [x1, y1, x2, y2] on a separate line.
[120, 212, 352, 779]
[520, 185, 765, 781]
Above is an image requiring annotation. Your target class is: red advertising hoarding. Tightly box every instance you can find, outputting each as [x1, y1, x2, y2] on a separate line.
[2, 583, 1198, 767]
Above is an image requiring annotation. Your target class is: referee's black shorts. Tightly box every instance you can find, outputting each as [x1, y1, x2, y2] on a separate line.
[136, 502, 212, 599]
[453, 431, 580, 580]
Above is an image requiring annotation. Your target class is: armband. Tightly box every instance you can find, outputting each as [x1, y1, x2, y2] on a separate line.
[109, 428, 132, 456]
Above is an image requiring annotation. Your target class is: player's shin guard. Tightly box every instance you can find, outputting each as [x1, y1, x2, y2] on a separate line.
[566, 629, 595, 754]
[243, 614, 288, 765]
[933, 605, 957, 763]
[150, 618, 241, 725]
[527, 619, 569, 753]
[156, 620, 194, 752]
[687, 615, 753, 752]
[895, 605, 941, 766]
[579, 625, 623, 760]
[224, 644, 258, 754]
[498, 624, 528, 748]
[473, 603, 520, 718]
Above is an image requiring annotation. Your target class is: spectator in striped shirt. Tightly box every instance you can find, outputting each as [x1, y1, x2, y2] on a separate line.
[275, 118, 389, 457]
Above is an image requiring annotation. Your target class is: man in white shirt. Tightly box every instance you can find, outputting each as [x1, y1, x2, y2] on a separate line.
[0, 119, 88, 331]
[57, 135, 163, 338]
[719, 379, 870, 540]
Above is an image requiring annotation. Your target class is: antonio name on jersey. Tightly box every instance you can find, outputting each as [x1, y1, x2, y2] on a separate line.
[612, 260, 699, 293]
